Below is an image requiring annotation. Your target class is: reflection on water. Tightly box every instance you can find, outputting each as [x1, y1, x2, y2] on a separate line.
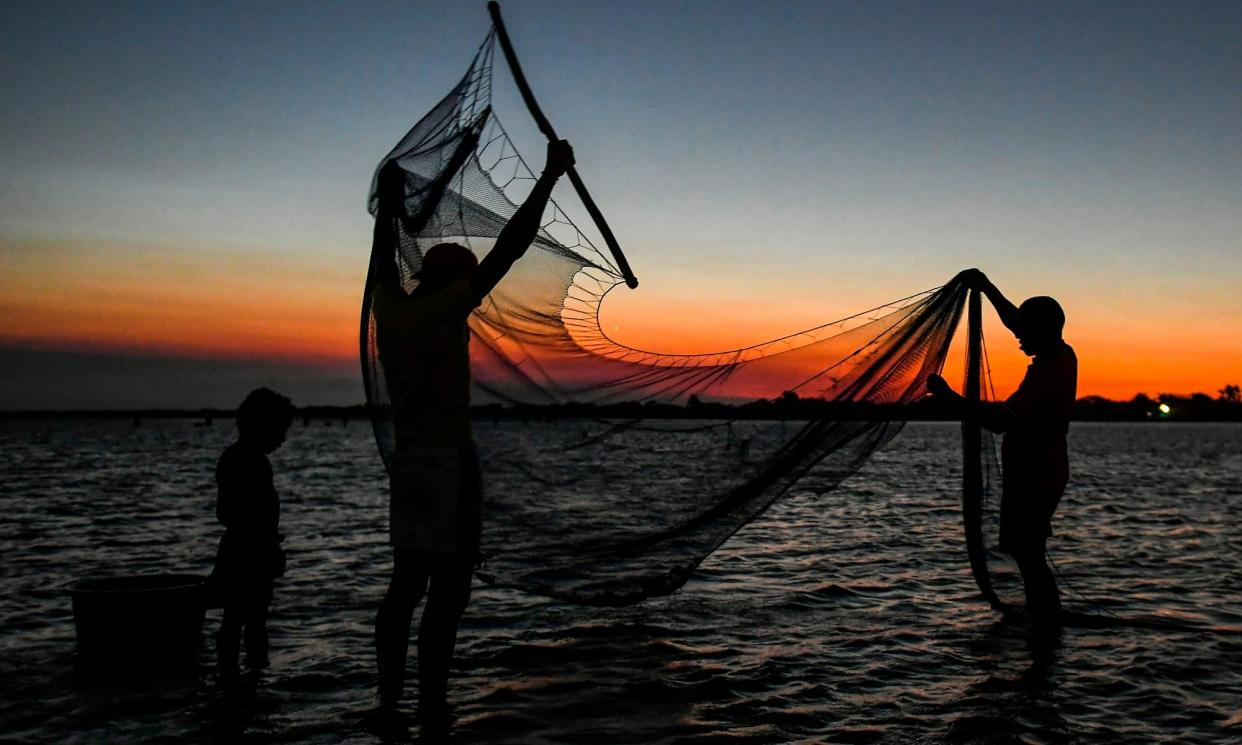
[1, 420, 1240, 743]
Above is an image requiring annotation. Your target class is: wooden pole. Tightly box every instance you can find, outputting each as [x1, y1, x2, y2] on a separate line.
[487, 1, 639, 289]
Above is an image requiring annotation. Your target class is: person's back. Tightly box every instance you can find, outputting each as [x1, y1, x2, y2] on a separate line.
[1000, 338, 1077, 555]
[372, 276, 478, 449]
[373, 268, 483, 557]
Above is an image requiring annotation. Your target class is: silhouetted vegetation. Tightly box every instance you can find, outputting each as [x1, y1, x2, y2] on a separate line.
[5, 386, 1241, 422]
[1072, 391, 1242, 422]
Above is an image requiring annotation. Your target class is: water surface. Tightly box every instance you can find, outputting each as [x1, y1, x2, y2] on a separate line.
[1, 420, 1239, 743]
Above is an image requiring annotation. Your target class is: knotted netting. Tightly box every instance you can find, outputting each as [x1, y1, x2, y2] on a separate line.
[360, 26, 1003, 606]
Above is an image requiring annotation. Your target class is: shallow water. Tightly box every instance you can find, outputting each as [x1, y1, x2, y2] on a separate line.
[1, 420, 1239, 743]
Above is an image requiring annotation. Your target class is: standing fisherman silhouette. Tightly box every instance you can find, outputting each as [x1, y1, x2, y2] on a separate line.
[211, 387, 295, 679]
[371, 139, 576, 722]
[928, 269, 1077, 629]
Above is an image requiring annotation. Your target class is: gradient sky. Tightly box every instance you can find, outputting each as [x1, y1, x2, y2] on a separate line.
[2, 0, 1239, 408]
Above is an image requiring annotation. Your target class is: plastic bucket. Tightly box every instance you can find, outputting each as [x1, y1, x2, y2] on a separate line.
[71, 574, 207, 663]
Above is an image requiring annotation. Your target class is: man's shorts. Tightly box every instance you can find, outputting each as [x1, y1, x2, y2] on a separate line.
[389, 444, 480, 555]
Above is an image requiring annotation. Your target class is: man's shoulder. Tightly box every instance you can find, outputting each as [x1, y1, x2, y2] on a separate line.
[421, 278, 480, 311]
[1039, 343, 1077, 393]
[401, 279, 481, 323]
[372, 281, 410, 311]
[1057, 342, 1078, 368]
[1035, 342, 1076, 367]
[372, 282, 418, 335]
[376, 279, 477, 318]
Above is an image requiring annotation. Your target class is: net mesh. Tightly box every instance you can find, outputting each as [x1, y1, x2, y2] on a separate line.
[360, 31, 996, 606]
[968, 308, 1021, 610]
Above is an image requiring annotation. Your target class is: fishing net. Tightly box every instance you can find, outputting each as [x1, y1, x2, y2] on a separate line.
[961, 292, 1020, 611]
[360, 28, 1005, 606]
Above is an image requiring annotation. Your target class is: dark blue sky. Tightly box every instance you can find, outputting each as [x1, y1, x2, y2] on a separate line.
[2, 1, 1239, 406]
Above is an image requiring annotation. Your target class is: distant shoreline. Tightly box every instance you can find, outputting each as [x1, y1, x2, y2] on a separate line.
[3, 393, 1240, 422]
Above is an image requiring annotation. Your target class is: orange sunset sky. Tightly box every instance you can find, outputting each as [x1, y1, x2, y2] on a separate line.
[1, 2, 1239, 409]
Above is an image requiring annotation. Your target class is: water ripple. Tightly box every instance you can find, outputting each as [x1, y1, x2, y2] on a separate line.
[0, 420, 1239, 743]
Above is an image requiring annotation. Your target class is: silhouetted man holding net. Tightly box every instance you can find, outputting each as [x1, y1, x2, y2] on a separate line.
[371, 139, 575, 723]
[928, 269, 1077, 628]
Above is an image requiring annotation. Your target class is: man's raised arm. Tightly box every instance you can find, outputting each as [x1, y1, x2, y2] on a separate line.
[472, 140, 575, 300]
[370, 162, 407, 294]
[963, 268, 1020, 337]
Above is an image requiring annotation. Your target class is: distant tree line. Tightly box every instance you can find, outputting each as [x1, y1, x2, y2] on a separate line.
[5, 385, 1240, 422]
[1073, 386, 1242, 422]
[465, 387, 1242, 423]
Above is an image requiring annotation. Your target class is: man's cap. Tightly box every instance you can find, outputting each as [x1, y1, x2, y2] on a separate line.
[1018, 296, 1065, 337]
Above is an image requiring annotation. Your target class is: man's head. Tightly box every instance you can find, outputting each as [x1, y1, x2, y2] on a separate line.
[1016, 296, 1065, 356]
[415, 243, 477, 290]
[237, 387, 295, 453]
